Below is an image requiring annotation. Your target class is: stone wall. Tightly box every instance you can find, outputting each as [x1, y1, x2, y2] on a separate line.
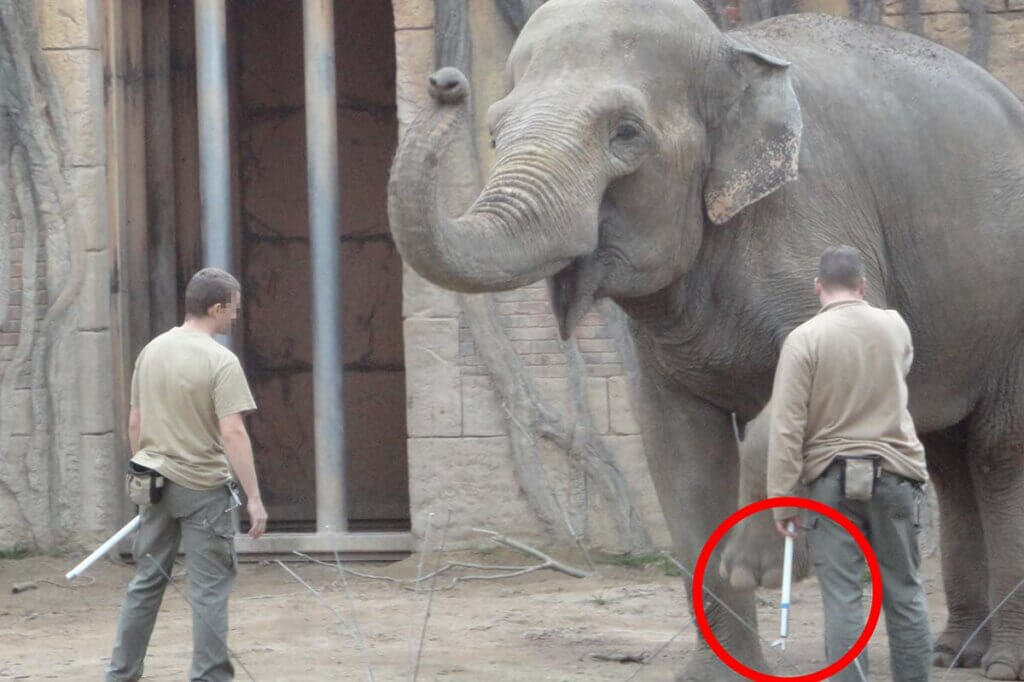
[0, 0, 117, 551]
[42, 0, 119, 546]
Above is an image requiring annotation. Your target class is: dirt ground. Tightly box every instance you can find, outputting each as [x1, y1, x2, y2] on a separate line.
[0, 547, 989, 681]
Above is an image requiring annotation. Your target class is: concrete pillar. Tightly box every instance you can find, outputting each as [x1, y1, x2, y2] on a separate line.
[303, 0, 347, 533]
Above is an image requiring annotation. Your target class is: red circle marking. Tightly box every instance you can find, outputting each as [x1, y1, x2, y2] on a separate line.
[692, 496, 882, 681]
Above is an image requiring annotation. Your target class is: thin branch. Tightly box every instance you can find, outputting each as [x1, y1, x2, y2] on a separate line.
[413, 510, 453, 681]
[472, 528, 590, 578]
[276, 558, 374, 682]
[275, 560, 345, 623]
[290, 550, 538, 587]
[416, 566, 547, 593]
[333, 550, 375, 682]
[406, 512, 434, 682]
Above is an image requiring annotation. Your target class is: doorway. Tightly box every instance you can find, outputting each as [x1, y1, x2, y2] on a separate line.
[161, 0, 409, 532]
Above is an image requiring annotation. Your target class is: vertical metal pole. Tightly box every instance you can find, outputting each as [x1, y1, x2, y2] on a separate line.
[195, 0, 235, 533]
[303, 0, 346, 533]
[195, 0, 231, 273]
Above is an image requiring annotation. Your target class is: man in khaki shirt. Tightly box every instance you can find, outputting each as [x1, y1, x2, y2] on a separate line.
[107, 268, 268, 682]
[767, 246, 931, 681]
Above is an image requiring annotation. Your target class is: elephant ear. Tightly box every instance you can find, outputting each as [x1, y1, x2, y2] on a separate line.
[704, 42, 803, 225]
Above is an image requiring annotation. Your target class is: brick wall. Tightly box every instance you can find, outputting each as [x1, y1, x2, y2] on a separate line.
[459, 285, 624, 379]
[0, 214, 47, 386]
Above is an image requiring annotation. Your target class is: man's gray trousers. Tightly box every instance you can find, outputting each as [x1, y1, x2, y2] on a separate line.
[106, 481, 237, 682]
[807, 462, 932, 682]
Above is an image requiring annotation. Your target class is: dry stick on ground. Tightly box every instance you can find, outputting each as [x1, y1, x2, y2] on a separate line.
[290, 526, 590, 589]
[406, 512, 434, 682]
[275, 560, 375, 682]
[331, 548, 372, 679]
[332, 550, 375, 682]
[413, 510, 453, 682]
[291, 550, 544, 593]
[472, 529, 590, 578]
[408, 529, 592, 592]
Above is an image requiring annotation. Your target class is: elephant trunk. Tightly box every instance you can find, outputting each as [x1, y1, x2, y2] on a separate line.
[387, 68, 601, 294]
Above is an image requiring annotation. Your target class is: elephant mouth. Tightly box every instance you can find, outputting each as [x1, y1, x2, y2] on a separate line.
[549, 255, 604, 340]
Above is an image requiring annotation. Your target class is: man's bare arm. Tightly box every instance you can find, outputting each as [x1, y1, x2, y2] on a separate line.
[219, 413, 268, 538]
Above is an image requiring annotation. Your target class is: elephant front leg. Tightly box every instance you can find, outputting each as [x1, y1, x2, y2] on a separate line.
[634, 379, 769, 679]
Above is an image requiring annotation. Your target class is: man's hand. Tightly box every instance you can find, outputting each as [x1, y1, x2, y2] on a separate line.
[775, 517, 799, 538]
[220, 412, 267, 539]
[247, 497, 268, 539]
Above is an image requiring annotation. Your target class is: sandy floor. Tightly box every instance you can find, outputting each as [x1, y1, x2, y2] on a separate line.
[0, 548, 989, 681]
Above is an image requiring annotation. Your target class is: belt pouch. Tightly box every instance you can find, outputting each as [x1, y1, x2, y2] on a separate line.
[126, 462, 165, 506]
[839, 455, 881, 502]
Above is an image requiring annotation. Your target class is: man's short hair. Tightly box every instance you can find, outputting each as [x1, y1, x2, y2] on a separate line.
[184, 268, 241, 317]
[818, 246, 865, 291]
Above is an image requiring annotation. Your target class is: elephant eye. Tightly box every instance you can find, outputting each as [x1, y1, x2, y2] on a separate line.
[613, 122, 641, 142]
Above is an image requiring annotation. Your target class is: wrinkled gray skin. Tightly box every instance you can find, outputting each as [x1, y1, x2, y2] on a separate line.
[388, 0, 1024, 678]
[722, 408, 813, 594]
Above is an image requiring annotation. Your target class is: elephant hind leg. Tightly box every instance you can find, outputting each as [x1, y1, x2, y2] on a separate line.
[965, 365, 1024, 681]
[924, 428, 991, 669]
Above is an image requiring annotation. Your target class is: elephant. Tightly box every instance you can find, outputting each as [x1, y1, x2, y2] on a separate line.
[387, 0, 1024, 678]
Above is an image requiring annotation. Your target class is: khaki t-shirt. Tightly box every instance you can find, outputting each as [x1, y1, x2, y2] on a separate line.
[130, 327, 257, 490]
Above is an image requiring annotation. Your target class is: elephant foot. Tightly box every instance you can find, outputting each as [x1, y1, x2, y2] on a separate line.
[719, 511, 811, 590]
[982, 643, 1024, 680]
[932, 625, 989, 669]
[678, 647, 768, 681]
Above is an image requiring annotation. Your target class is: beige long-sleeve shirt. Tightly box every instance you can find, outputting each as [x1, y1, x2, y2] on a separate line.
[766, 300, 928, 521]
